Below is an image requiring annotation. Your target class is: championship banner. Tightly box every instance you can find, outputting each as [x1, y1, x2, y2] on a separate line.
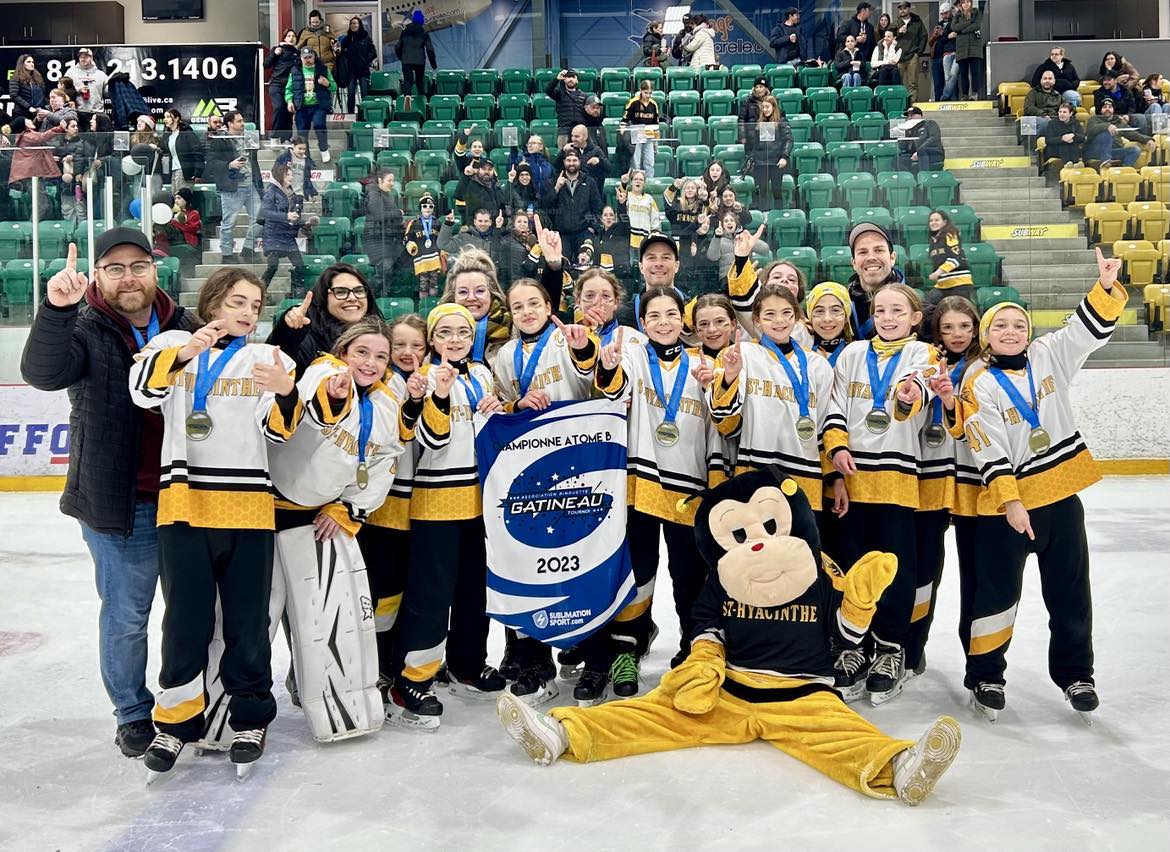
[0, 385, 71, 478]
[475, 399, 635, 648]
[0, 43, 262, 126]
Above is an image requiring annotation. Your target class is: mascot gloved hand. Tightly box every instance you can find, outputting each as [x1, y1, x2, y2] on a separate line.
[659, 639, 726, 715]
[840, 552, 898, 630]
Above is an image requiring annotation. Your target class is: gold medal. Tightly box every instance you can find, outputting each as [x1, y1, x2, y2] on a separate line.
[1028, 427, 1051, 454]
[185, 411, 213, 441]
[654, 421, 680, 446]
[795, 416, 816, 442]
[356, 462, 369, 490]
[924, 424, 947, 448]
[864, 408, 891, 434]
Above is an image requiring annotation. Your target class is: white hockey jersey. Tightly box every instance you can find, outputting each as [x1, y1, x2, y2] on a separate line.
[368, 369, 421, 531]
[492, 325, 595, 406]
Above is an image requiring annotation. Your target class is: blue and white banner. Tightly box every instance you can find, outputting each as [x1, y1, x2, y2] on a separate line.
[475, 399, 635, 648]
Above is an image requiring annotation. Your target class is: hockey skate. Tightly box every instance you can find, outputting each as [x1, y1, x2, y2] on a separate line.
[143, 733, 184, 786]
[867, 639, 908, 706]
[609, 651, 640, 698]
[893, 715, 962, 806]
[832, 647, 870, 703]
[573, 668, 609, 707]
[557, 646, 583, 681]
[385, 680, 443, 732]
[376, 675, 394, 707]
[285, 667, 301, 709]
[437, 665, 507, 700]
[499, 630, 521, 681]
[509, 666, 560, 707]
[1064, 681, 1098, 725]
[969, 682, 1005, 723]
[230, 728, 266, 781]
[496, 692, 569, 766]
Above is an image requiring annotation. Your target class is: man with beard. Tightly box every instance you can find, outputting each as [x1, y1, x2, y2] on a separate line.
[894, 1, 928, 102]
[845, 222, 906, 338]
[546, 69, 589, 147]
[455, 156, 506, 222]
[541, 150, 602, 261]
[20, 229, 195, 759]
[1024, 70, 1063, 134]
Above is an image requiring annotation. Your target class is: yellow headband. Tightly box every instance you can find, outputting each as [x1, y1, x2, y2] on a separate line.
[979, 302, 1031, 348]
[427, 303, 475, 339]
[806, 281, 852, 315]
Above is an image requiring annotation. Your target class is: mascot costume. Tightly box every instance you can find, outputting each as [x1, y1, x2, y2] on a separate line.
[497, 467, 962, 805]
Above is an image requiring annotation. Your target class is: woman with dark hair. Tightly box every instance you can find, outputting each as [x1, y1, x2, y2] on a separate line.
[363, 167, 406, 296]
[9, 54, 46, 120]
[160, 108, 204, 194]
[89, 113, 115, 159]
[923, 208, 974, 327]
[260, 161, 306, 296]
[267, 262, 386, 378]
[266, 29, 300, 144]
[340, 16, 378, 114]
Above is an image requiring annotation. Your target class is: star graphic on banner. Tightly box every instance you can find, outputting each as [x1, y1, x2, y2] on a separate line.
[547, 526, 555, 534]
[551, 473, 560, 482]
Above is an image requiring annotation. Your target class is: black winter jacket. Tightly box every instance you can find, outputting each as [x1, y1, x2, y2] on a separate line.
[395, 23, 437, 68]
[1030, 58, 1080, 93]
[836, 17, 877, 62]
[264, 44, 300, 89]
[545, 79, 589, 134]
[20, 291, 193, 535]
[205, 135, 262, 193]
[161, 123, 204, 181]
[542, 175, 602, 234]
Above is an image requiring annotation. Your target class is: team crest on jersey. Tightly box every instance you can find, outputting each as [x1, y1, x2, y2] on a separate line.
[359, 596, 373, 621]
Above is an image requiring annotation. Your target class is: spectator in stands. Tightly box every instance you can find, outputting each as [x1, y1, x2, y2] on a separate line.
[452, 125, 488, 176]
[1084, 98, 1156, 167]
[542, 150, 602, 258]
[298, 10, 339, 74]
[1098, 52, 1139, 85]
[951, 0, 986, 101]
[286, 47, 337, 163]
[757, 260, 807, 300]
[396, 10, 436, 101]
[55, 118, 92, 223]
[682, 14, 718, 69]
[929, 3, 959, 102]
[1139, 73, 1170, 117]
[129, 113, 159, 150]
[770, 8, 804, 65]
[127, 115, 163, 200]
[363, 168, 405, 296]
[671, 16, 695, 67]
[340, 17, 378, 115]
[506, 163, 541, 215]
[738, 77, 771, 145]
[871, 30, 903, 86]
[273, 136, 319, 203]
[702, 159, 730, 199]
[624, 80, 661, 178]
[708, 210, 769, 279]
[745, 95, 791, 207]
[66, 48, 108, 122]
[1024, 70, 1063, 134]
[439, 207, 505, 263]
[642, 21, 667, 67]
[35, 88, 78, 131]
[583, 94, 608, 154]
[9, 55, 46, 121]
[894, 1, 928, 102]
[923, 209, 974, 322]
[404, 193, 444, 298]
[206, 109, 262, 263]
[1094, 71, 1136, 121]
[547, 69, 589, 148]
[875, 12, 894, 41]
[836, 35, 865, 88]
[1031, 46, 1081, 107]
[89, 113, 114, 159]
[261, 161, 306, 295]
[664, 179, 708, 279]
[837, 3, 876, 63]
[1041, 101, 1085, 167]
[712, 186, 752, 228]
[897, 105, 945, 171]
[500, 211, 539, 282]
[559, 124, 610, 186]
[508, 133, 554, 197]
[155, 188, 202, 258]
[160, 108, 203, 195]
[456, 156, 506, 221]
[846, 222, 906, 336]
[266, 29, 299, 144]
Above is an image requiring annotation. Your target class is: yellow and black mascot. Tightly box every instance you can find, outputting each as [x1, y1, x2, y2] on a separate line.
[498, 467, 962, 805]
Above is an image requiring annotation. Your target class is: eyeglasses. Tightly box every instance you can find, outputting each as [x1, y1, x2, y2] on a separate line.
[455, 287, 490, 300]
[329, 285, 367, 301]
[421, 202, 435, 208]
[432, 327, 474, 341]
[96, 261, 153, 280]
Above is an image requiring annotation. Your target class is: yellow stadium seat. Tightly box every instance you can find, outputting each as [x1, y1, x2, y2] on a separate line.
[1127, 202, 1170, 242]
[1158, 238, 1170, 268]
[1101, 166, 1142, 205]
[1113, 239, 1159, 287]
[998, 82, 1031, 117]
[1077, 80, 1101, 98]
[1144, 283, 1170, 332]
[1084, 202, 1128, 244]
[1141, 166, 1169, 203]
[1061, 167, 1102, 207]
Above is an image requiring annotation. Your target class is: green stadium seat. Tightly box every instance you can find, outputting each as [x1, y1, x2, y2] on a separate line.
[395, 94, 427, 118]
[764, 64, 796, 90]
[699, 67, 729, 92]
[895, 205, 933, 245]
[338, 151, 373, 181]
[534, 68, 560, 92]
[840, 86, 874, 116]
[797, 65, 832, 89]
[798, 173, 836, 208]
[852, 112, 888, 142]
[729, 175, 756, 200]
[302, 255, 337, 291]
[819, 245, 854, 283]
[501, 68, 533, 94]
[529, 119, 557, 151]
[469, 69, 499, 95]
[731, 64, 763, 92]
[602, 177, 621, 209]
[815, 112, 850, 144]
[600, 67, 631, 93]
[966, 242, 1000, 288]
[3, 258, 43, 308]
[908, 243, 933, 280]
[442, 180, 459, 215]
[775, 88, 804, 116]
[666, 66, 698, 92]
[767, 208, 808, 248]
[72, 222, 109, 255]
[673, 116, 707, 146]
[532, 93, 557, 120]
[810, 207, 851, 246]
[875, 85, 910, 116]
[406, 181, 442, 212]
[463, 94, 495, 122]
[369, 71, 400, 96]
[414, 149, 451, 183]
[866, 141, 900, 173]
[348, 121, 382, 152]
[645, 176, 674, 200]
[313, 217, 351, 257]
[601, 92, 628, 119]
[456, 119, 488, 147]
[775, 246, 817, 282]
[0, 222, 32, 260]
[713, 144, 746, 176]
[669, 90, 701, 118]
[706, 115, 738, 146]
[850, 206, 894, 232]
[435, 70, 466, 96]
[420, 120, 454, 150]
[977, 286, 1025, 310]
[38, 220, 73, 259]
[376, 149, 413, 183]
[45, 256, 90, 276]
[575, 68, 600, 93]
[919, 171, 959, 207]
[787, 113, 814, 143]
[497, 94, 530, 121]
[360, 97, 393, 125]
[792, 142, 825, 175]
[654, 146, 675, 177]
[838, 172, 876, 208]
[938, 204, 981, 241]
[153, 256, 180, 296]
[881, 171, 918, 209]
[805, 86, 840, 116]
[385, 120, 418, 151]
[676, 145, 711, 176]
[342, 253, 376, 281]
[633, 67, 664, 91]
[827, 141, 865, 175]
[493, 119, 529, 148]
[377, 296, 416, 317]
[428, 95, 460, 122]
[488, 147, 512, 181]
[703, 90, 735, 117]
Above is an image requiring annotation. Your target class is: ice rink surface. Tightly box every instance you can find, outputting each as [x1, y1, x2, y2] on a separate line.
[1, 477, 1168, 852]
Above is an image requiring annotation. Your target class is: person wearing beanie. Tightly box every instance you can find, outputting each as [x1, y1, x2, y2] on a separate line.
[929, 2, 959, 101]
[737, 76, 773, 145]
[403, 193, 445, 299]
[154, 185, 203, 257]
[395, 9, 437, 100]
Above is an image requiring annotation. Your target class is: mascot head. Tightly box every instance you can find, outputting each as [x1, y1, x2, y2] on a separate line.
[693, 467, 821, 608]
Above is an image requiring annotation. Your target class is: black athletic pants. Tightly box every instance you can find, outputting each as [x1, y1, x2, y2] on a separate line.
[357, 524, 410, 682]
[905, 509, 950, 671]
[953, 515, 978, 659]
[965, 495, 1093, 689]
[156, 523, 276, 741]
[834, 502, 918, 647]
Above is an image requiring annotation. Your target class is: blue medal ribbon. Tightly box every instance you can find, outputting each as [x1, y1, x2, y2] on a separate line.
[761, 337, 811, 419]
[458, 368, 484, 410]
[646, 344, 689, 428]
[421, 217, 433, 242]
[356, 391, 373, 467]
[193, 336, 247, 414]
[513, 324, 554, 397]
[931, 357, 966, 425]
[472, 314, 488, 363]
[599, 319, 619, 347]
[989, 361, 1042, 432]
[826, 339, 845, 367]
[865, 342, 904, 415]
[131, 308, 159, 351]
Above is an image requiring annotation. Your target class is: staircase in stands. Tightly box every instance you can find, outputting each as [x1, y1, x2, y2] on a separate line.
[932, 106, 1166, 367]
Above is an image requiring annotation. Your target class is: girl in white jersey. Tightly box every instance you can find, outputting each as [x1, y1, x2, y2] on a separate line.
[693, 293, 739, 475]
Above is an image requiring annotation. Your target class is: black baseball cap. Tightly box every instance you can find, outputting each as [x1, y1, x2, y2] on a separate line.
[639, 232, 678, 260]
[905, 105, 924, 117]
[95, 227, 153, 261]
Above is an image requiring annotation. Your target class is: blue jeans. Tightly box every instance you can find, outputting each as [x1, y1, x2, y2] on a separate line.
[1084, 131, 1139, 166]
[632, 141, 656, 177]
[296, 102, 331, 153]
[347, 75, 369, 114]
[840, 72, 862, 87]
[80, 501, 160, 726]
[218, 185, 260, 255]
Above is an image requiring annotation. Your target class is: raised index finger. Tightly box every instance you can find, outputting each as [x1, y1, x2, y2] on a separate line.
[66, 242, 78, 270]
[299, 291, 313, 311]
[615, 326, 624, 351]
[550, 315, 567, 332]
[753, 223, 766, 241]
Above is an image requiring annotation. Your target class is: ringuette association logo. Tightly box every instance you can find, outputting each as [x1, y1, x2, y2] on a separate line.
[498, 444, 616, 549]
